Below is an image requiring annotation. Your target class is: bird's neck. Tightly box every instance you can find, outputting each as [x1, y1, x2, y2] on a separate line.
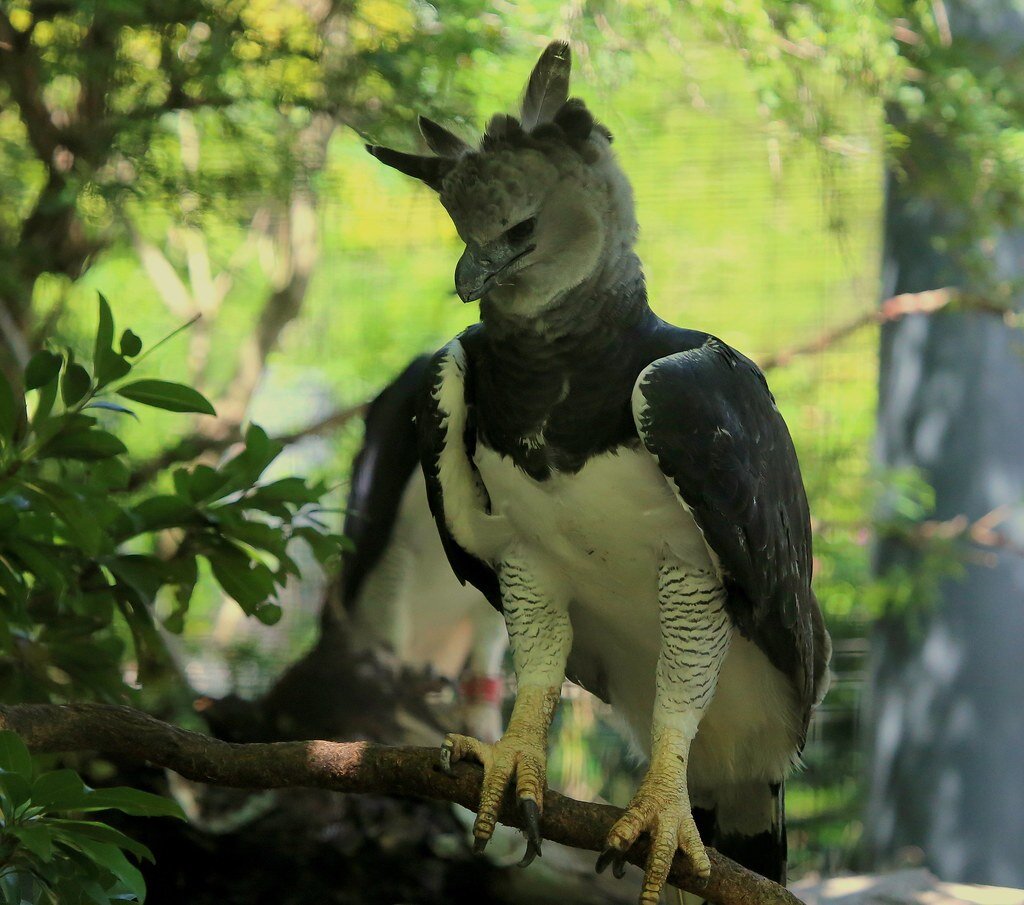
[479, 250, 649, 358]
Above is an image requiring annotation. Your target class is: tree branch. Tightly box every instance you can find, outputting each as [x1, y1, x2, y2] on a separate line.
[758, 287, 1014, 371]
[0, 702, 802, 905]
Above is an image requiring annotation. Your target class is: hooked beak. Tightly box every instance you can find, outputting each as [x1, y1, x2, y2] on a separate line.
[455, 244, 535, 303]
[455, 247, 493, 303]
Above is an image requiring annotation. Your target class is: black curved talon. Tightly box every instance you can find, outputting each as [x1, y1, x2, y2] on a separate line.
[473, 836, 488, 854]
[518, 839, 541, 869]
[595, 846, 628, 879]
[519, 798, 543, 860]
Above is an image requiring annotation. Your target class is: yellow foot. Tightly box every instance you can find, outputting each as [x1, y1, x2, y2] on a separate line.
[597, 784, 710, 905]
[440, 731, 546, 866]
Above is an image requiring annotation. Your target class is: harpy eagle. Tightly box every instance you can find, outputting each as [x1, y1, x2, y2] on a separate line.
[367, 41, 831, 903]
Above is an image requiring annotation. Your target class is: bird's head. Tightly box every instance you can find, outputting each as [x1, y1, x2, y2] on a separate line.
[367, 41, 638, 322]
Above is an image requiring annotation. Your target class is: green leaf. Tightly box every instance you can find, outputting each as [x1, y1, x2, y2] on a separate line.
[32, 769, 87, 810]
[174, 464, 230, 503]
[9, 824, 55, 862]
[42, 429, 128, 461]
[119, 330, 142, 358]
[0, 730, 34, 777]
[106, 556, 165, 606]
[60, 837, 146, 903]
[94, 293, 115, 369]
[86, 401, 138, 419]
[0, 771, 32, 808]
[254, 603, 282, 625]
[294, 527, 344, 564]
[129, 496, 199, 533]
[25, 351, 62, 391]
[0, 375, 18, 441]
[32, 373, 59, 427]
[96, 353, 132, 386]
[27, 480, 103, 556]
[76, 786, 184, 820]
[61, 363, 92, 406]
[116, 381, 215, 416]
[207, 545, 275, 613]
[8, 540, 67, 593]
[49, 819, 153, 862]
[250, 477, 323, 506]
[32, 411, 97, 448]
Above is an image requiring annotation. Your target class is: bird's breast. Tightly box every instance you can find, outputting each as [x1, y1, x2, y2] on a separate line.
[472, 442, 716, 592]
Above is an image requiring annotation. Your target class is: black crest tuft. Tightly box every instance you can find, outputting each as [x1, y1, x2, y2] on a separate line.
[365, 145, 453, 192]
[553, 98, 595, 145]
[482, 113, 526, 150]
[418, 116, 471, 158]
[521, 40, 571, 131]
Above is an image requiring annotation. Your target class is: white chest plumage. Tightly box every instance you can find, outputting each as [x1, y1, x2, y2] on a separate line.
[472, 443, 716, 606]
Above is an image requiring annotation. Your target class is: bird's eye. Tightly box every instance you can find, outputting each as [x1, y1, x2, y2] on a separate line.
[506, 217, 536, 244]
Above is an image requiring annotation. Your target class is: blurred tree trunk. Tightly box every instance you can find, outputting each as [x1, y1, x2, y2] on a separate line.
[865, 4, 1024, 885]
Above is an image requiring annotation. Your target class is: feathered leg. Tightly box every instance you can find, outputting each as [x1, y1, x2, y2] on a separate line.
[598, 562, 732, 905]
[442, 550, 570, 865]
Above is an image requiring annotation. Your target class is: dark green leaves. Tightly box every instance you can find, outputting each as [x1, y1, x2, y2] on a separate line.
[61, 362, 92, 406]
[0, 299, 338, 730]
[116, 380, 216, 415]
[24, 350, 62, 391]
[0, 374, 19, 442]
[94, 294, 133, 386]
[0, 728, 34, 776]
[43, 429, 128, 461]
[120, 330, 143, 357]
[0, 732, 183, 904]
[208, 543, 275, 613]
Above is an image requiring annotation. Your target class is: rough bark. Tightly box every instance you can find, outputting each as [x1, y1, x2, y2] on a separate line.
[0, 702, 803, 905]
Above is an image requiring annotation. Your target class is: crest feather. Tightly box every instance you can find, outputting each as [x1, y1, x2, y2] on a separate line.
[365, 144, 453, 192]
[418, 116, 471, 158]
[520, 40, 571, 131]
[483, 113, 525, 149]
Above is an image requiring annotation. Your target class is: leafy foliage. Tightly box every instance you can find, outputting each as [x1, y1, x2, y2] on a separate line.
[0, 730, 183, 904]
[0, 295, 341, 703]
[686, 0, 1024, 289]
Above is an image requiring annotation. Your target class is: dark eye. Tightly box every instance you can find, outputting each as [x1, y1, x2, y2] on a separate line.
[506, 217, 536, 244]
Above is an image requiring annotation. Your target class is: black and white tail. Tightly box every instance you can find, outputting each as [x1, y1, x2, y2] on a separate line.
[680, 784, 786, 904]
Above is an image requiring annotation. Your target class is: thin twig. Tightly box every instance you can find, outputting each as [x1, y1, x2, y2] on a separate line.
[126, 401, 367, 489]
[0, 702, 803, 905]
[759, 287, 1014, 371]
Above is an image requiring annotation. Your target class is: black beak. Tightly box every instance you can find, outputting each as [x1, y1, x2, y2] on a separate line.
[455, 247, 494, 303]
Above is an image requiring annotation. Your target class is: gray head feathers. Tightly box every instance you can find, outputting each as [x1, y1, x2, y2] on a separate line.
[519, 40, 571, 131]
[366, 40, 614, 193]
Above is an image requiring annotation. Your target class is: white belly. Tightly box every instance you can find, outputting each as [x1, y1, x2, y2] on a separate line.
[473, 444, 801, 789]
[474, 443, 715, 615]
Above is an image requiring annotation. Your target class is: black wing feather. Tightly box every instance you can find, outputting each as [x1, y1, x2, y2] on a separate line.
[635, 337, 828, 722]
[340, 355, 430, 605]
[416, 344, 502, 610]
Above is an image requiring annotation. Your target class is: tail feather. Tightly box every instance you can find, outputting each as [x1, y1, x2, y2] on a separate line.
[713, 782, 787, 886]
[679, 781, 786, 903]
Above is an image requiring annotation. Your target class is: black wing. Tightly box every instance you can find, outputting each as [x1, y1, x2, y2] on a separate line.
[633, 336, 829, 722]
[416, 341, 502, 610]
[340, 355, 430, 605]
